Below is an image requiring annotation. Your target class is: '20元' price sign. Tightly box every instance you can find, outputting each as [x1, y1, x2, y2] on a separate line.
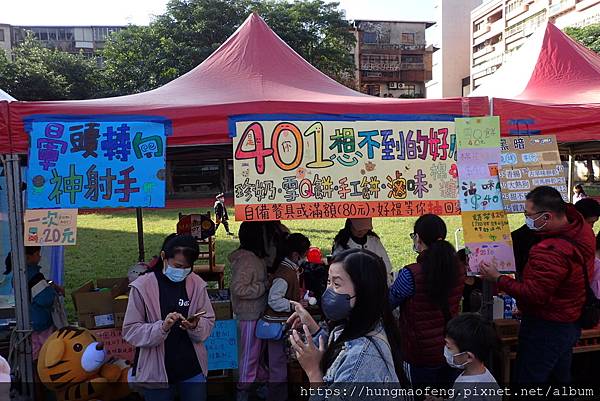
[24, 208, 78, 246]
[232, 115, 463, 221]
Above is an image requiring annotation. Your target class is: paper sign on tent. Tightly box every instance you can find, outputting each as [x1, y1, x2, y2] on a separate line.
[24, 208, 78, 246]
[455, 116, 516, 275]
[455, 117, 501, 149]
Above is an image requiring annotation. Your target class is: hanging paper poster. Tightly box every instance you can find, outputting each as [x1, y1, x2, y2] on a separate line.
[455, 117, 515, 275]
[205, 319, 238, 370]
[464, 241, 516, 274]
[24, 209, 78, 246]
[499, 135, 567, 213]
[231, 115, 461, 221]
[25, 116, 171, 209]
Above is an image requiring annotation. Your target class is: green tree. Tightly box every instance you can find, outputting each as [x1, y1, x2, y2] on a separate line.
[565, 24, 600, 53]
[102, 0, 355, 95]
[0, 34, 107, 100]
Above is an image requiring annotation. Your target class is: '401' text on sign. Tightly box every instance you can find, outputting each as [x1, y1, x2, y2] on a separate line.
[232, 116, 460, 221]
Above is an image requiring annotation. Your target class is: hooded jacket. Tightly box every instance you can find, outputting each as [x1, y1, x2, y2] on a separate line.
[122, 272, 215, 388]
[499, 204, 595, 323]
[229, 249, 268, 321]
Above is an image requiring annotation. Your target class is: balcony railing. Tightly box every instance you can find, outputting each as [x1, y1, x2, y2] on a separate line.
[549, 0, 576, 16]
[360, 62, 425, 71]
[473, 45, 495, 59]
[576, 0, 600, 11]
[360, 43, 426, 52]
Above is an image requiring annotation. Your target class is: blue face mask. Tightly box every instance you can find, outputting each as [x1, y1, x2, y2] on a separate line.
[321, 287, 355, 321]
[164, 265, 191, 283]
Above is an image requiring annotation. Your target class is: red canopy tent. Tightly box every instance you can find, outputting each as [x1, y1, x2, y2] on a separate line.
[471, 22, 600, 144]
[3, 13, 488, 154]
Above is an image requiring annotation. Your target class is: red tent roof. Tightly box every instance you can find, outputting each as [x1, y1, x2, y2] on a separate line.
[472, 22, 600, 143]
[3, 13, 488, 154]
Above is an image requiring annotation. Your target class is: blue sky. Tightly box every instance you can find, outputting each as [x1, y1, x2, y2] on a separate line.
[3, 0, 435, 25]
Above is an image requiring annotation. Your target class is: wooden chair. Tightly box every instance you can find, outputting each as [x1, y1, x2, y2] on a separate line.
[178, 211, 225, 288]
[193, 235, 226, 289]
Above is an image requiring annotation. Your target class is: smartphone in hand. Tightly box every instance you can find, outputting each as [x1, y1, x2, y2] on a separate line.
[185, 310, 206, 324]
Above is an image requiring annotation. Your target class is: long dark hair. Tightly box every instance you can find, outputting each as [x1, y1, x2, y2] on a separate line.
[414, 214, 459, 319]
[144, 233, 183, 274]
[332, 219, 379, 252]
[238, 222, 266, 258]
[321, 249, 408, 385]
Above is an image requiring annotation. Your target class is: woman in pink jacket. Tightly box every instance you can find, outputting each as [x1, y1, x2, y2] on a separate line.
[123, 235, 215, 401]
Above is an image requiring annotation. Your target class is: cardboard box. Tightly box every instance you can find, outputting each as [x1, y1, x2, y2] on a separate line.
[207, 289, 232, 320]
[72, 278, 128, 329]
[113, 292, 130, 328]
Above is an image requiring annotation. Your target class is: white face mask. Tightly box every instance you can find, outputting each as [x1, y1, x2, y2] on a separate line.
[444, 346, 469, 369]
[525, 213, 547, 231]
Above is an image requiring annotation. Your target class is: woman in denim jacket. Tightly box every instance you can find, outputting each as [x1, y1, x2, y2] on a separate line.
[289, 249, 410, 400]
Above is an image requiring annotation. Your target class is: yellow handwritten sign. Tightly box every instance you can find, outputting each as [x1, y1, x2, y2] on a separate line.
[455, 117, 500, 149]
[232, 117, 461, 221]
[461, 211, 511, 243]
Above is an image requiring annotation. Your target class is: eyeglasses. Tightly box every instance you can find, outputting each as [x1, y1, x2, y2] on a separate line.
[410, 233, 416, 240]
[524, 210, 549, 218]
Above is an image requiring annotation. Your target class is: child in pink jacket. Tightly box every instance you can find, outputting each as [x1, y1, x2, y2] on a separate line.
[123, 235, 215, 401]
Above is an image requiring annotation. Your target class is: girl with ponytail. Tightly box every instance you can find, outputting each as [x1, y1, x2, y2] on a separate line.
[389, 214, 465, 387]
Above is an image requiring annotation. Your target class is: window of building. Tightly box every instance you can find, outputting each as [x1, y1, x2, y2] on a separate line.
[0, 30, 4, 42]
[399, 84, 416, 96]
[48, 28, 57, 41]
[401, 33, 415, 45]
[38, 30, 48, 41]
[401, 55, 423, 64]
[363, 32, 377, 44]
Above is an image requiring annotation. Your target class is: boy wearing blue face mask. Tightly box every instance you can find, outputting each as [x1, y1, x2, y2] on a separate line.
[427, 313, 500, 401]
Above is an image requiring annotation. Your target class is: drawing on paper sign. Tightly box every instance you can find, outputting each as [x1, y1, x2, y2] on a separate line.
[459, 178, 503, 212]
[455, 116, 516, 274]
[26, 117, 171, 209]
[499, 135, 566, 213]
[24, 209, 78, 246]
[231, 115, 461, 221]
[465, 241, 516, 275]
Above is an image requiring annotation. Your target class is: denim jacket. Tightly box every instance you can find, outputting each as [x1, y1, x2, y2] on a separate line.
[310, 322, 408, 401]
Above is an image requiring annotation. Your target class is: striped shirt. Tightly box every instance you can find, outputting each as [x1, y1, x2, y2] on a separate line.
[389, 268, 416, 309]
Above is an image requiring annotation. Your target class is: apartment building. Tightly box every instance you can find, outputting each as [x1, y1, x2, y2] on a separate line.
[471, 0, 600, 91]
[427, 0, 483, 98]
[351, 20, 434, 98]
[1, 24, 124, 63]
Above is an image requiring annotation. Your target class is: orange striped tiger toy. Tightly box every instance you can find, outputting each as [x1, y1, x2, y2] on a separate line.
[37, 327, 131, 401]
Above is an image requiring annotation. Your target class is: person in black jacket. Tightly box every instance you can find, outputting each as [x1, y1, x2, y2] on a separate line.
[214, 193, 233, 235]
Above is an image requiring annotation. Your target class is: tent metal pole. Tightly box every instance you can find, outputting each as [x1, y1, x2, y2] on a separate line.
[567, 147, 574, 201]
[480, 96, 495, 322]
[3, 154, 34, 399]
[136, 208, 145, 262]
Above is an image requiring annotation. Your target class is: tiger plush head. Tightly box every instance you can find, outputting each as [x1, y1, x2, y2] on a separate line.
[37, 327, 106, 390]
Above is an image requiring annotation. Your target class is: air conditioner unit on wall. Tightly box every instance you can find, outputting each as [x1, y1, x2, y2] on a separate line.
[398, 83, 406, 89]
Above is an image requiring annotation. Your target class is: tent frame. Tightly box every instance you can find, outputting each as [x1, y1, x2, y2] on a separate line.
[3, 154, 34, 399]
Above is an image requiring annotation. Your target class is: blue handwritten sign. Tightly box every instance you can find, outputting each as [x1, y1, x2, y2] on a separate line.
[25, 116, 170, 209]
[206, 319, 238, 371]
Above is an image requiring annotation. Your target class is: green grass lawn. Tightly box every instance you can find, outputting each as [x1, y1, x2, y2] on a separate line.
[64, 209, 524, 320]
